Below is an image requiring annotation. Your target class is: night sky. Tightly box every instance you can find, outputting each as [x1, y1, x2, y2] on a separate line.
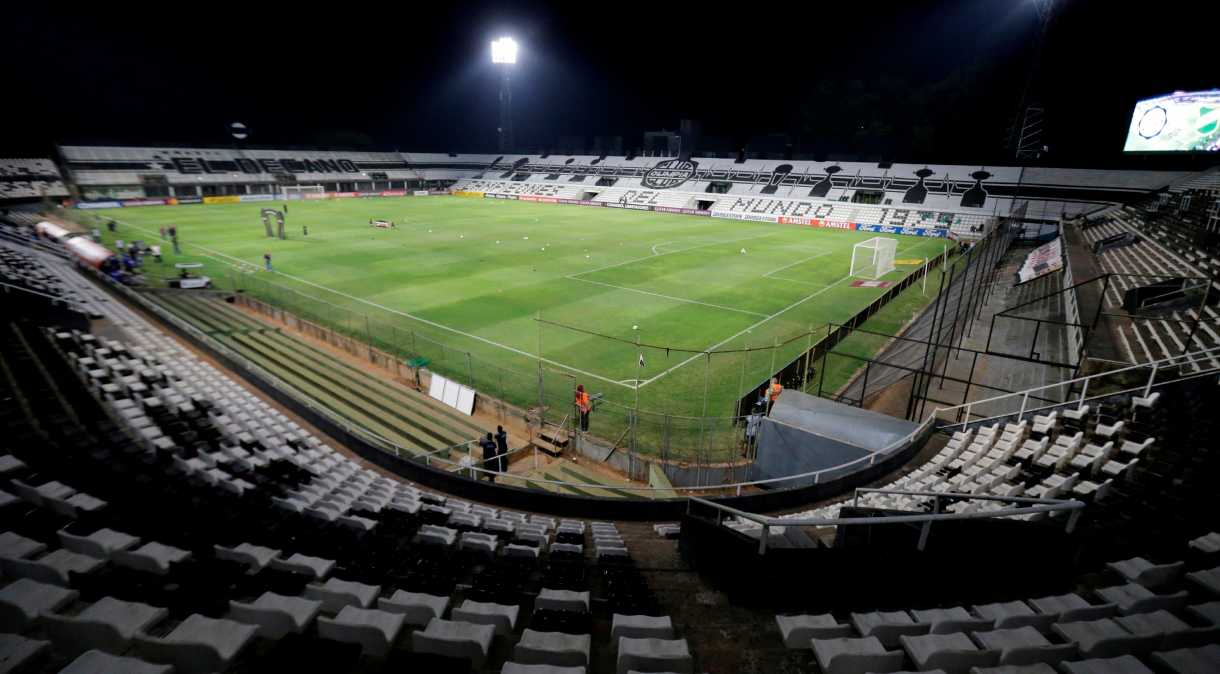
[5, 0, 1213, 166]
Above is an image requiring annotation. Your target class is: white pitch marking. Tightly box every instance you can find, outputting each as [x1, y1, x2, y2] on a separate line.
[761, 250, 834, 279]
[567, 276, 769, 318]
[637, 239, 928, 388]
[650, 241, 676, 255]
[573, 230, 784, 278]
[105, 215, 633, 389]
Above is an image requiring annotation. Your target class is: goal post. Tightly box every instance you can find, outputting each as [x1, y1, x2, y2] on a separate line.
[850, 236, 898, 279]
[280, 185, 325, 200]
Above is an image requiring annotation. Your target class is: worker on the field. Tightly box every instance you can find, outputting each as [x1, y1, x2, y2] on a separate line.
[767, 377, 783, 412]
[575, 384, 591, 432]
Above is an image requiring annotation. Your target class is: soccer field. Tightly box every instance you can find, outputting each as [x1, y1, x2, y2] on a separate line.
[74, 196, 948, 454]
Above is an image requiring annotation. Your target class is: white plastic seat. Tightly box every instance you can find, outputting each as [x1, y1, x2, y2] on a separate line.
[58, 649, 173, 674]
[303, 578, 380, 612]
[41, 596, 168, 655]
[317, 606, 406, 657]
[0, 578, 78, 630]
[451, 599, 519, 635]
[111, 542, 191, 575]
[1106, 557, 1185, 588]
[537, 588, 590, 613]
[1051, 618, 1160, 658]
[133, 613, 258, 674]
[227, 592, 321, 639]
[611, 614, 674, 641]
[412, 617, 496, 669]
[377, 590, 449, 626]
[616, 637, 692, 674]
[775, 613, 853, 648]
[514, 629, 592, 668]
[811, 636, 904, 674]
[851, 610, 931, 648]
[58, 529, 140, 559]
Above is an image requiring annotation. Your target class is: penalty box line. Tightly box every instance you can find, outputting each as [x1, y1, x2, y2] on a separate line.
[107, 216, 634, 390]
[637, 238, 929, 389]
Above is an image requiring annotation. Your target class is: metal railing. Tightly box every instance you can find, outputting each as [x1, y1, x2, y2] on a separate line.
[689, 488, 1086, 554]
[932, 345, 1220, 431]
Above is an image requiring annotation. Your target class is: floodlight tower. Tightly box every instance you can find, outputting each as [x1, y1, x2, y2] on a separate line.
[1010, 0, 1055, 160]
[491, 37, 518, 153]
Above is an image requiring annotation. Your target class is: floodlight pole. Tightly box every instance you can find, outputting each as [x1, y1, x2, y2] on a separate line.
[498, 65, 514, 153]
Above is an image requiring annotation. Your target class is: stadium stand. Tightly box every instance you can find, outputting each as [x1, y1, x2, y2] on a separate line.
[0, 159, 69, 201]
[0, 236, 692, 673]
[1077, 170, 1220, 370]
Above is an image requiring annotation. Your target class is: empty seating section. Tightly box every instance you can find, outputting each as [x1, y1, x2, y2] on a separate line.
[1080, 169, 1220, 370]
[0, 159, 69, 200]
[0, 239, 698, 671]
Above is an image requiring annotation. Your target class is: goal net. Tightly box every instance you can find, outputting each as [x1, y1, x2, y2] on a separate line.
[850, 236, 898, 279]
[280, 185, 325, 200]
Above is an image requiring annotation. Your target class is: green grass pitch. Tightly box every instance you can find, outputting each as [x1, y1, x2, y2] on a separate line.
[73, 196, 949, 457]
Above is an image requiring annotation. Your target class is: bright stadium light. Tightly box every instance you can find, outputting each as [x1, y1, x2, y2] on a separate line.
[490, 37, 518, 64]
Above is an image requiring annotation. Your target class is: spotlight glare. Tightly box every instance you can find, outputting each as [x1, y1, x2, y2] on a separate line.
[491, 37, 518, 64]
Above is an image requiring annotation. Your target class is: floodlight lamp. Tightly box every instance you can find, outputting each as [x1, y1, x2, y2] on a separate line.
[491, 37, 518, 64]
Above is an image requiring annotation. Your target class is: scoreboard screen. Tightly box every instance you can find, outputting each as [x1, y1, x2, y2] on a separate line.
[1123, 90, 1220, 153]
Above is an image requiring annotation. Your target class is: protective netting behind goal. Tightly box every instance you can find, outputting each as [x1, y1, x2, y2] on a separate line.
[850, 236, 898, 279]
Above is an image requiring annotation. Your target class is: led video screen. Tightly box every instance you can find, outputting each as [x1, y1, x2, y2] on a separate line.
[1124, 90, 1220, 153]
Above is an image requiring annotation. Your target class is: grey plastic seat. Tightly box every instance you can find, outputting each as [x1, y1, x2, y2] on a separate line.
[1150, 644, 1220, 674]
[112, 542, 191, 575]
[58, 649, 173, 674]
[616, 637, 692, 674]
[2, 549, 104, 587]
[0, 531, 47, 560]
[1106, 557, 1184, 588]
[900, 632, 1000, 673]
[227, 592, 321, 639]
[269, 552, 335, 579]
[0, 633, 50, 673]
[514, 629, 592, 667]
[1028, 593, 1117, 622]
[911, 607, 995, 635]
[451, 599, 519, 635]
[811, 636, 904, 674]
[537, 589, 590, 613]
[501, 663, 586, 674]
[775, 614, 853, 648]
[1094, 583, 1190, 615]
[41, 596, 168, 655]
[971, 601, 1055, 632]
[133, 613, 258, 674]
[412, 617, 496, 669]
[317, 606, 406, 657]
[214, 543, 280, 571]
[851, 610, 931, 648]
[304, 578, 380, 612]
[377, 590, 450, 627]
[1060, 654, 1155, 673]
[58, 529, 140, 559]
[1051, 617, 1160, 658]
[0, 578, 78, 630]
[611, 614, 674, 641]
[972, 625, 1079, 667]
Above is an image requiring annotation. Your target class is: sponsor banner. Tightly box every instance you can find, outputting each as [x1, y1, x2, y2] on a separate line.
[778, 215, 818, 226]
[452, 190, 484, 197]
[330, 192, 359, 198]
[381, 190, 407, 197]
[894, 258, 924, 265]
[654, 206, 711, 216]
[120, 198, 166, 207]
[519, 195, 559, 204]
[855, 223, 948, 238]
[77, 201, 121, 209]
[203, 195, 241, 205]
[488, 193, 518, 200]
[557, 199, 603, 207]
[358, 192, 381, 198]
[239, 194, 275, 203]
[303, 193, 328, 200]
[850, 280, 896, 288]
[710, 210, 780, 223]
[175, 196, 203, 205]
[413, 190, 430, 196]
[824, 221, 857, 230]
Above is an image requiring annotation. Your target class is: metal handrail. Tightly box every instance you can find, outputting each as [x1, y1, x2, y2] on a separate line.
[689, 488, 1086, 554]
[931, 345, 1220, 430]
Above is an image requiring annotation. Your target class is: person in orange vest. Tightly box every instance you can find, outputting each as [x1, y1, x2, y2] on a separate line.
[575, 384, 591, 432]
[767, 377, 783, 412]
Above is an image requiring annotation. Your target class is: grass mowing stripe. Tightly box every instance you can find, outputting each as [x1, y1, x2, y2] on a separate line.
[193, 297, 486, 437]
[191, 297, 485, 441]
[155, 294, 433, 453]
